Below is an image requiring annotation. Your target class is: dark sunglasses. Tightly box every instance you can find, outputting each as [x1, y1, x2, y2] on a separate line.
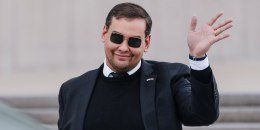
[110, 32, 142, 48]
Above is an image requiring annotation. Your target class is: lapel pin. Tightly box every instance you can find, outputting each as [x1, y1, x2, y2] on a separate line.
[146, 78, 154, 81]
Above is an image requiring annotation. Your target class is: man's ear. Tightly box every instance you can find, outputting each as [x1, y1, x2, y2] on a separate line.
[101, 25, 108, 43]
[144, 34, 151, 52]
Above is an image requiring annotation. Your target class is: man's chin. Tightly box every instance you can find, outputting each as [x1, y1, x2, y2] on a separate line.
[114, 62, 130, 72]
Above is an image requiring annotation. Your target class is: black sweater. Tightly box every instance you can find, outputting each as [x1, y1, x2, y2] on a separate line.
[84, 70, 145, 130]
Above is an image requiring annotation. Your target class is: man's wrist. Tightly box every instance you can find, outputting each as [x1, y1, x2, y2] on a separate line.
[189, 54, 209, 70]
[189, 54, 207, 61]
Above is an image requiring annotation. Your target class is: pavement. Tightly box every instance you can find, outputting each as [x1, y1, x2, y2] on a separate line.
[0, 61, 260, 97]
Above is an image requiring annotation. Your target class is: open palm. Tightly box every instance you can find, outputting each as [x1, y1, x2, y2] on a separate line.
[187, 12, 233, 58]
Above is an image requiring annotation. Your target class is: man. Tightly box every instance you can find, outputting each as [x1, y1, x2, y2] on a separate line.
[58, 2, 233, 130]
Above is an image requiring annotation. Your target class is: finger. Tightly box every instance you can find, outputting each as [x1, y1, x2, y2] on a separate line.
[207, 12, 223, 26]
[214, 19, 233, 30]
[213, 34, 230, 44]
[190, 16, 197, 32]
[215, 23, 233, 36]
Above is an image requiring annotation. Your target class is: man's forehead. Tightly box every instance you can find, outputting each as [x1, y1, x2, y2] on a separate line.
[109, 17, 146, 36]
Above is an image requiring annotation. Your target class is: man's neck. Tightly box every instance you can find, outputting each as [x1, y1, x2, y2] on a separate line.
[103, 59, 141, 77]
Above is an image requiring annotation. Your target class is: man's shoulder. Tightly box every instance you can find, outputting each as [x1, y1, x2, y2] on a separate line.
[144, 60, 189, 69]
[143, 60, 190, 77]
[60, 67, 100, 91]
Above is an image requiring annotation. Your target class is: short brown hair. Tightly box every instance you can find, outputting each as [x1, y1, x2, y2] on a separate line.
[105, 2, 152, 37]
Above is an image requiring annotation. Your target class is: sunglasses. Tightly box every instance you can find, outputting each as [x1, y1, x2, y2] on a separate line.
[110, 32, 142, 48]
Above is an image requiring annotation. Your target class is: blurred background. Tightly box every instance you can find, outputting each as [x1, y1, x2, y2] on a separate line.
[0, 0, 260, 130]
[1, 0, 260, 95]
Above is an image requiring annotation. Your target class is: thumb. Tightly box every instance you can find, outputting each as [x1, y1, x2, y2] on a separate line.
[190, 16, 197, 32]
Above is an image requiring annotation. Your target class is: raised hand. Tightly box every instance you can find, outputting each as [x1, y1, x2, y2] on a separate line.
[187, 12, 233, 58]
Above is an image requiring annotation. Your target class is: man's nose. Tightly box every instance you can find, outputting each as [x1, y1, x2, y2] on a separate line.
[118, 39, 129, 52]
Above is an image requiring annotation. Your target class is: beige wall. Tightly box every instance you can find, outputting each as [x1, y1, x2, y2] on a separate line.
[0, 0, 260, 75]
[1, 0, 260, 96]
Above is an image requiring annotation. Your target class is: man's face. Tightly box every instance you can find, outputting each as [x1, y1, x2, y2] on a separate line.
[102, 17, 151, 72]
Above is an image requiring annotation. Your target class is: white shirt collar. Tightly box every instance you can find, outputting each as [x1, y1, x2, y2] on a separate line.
[103, 59, 141, 77]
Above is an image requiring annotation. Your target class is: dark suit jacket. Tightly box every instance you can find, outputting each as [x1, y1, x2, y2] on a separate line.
[58, 60, 219, 130]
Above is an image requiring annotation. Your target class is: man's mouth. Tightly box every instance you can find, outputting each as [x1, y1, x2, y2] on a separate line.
[115, 53, 131, 60]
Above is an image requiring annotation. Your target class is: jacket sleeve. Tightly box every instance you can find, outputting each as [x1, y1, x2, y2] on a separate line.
[172, 65, 219, 126]
[58, 84, 65, 130]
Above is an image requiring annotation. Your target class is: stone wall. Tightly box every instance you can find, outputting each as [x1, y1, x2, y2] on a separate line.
[0, 0, 259, 75]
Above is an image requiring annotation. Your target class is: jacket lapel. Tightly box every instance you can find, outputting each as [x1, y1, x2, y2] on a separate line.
[140, 60, 158, 130]
[72, 66, 102, 130]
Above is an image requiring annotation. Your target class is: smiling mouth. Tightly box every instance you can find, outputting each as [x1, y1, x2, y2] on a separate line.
[115, 53, 131, 60]
[117, 54, 130, 57]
